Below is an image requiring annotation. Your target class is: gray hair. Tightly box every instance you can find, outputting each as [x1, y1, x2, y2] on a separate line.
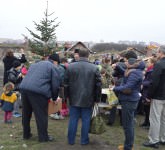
[79, 48, 89, 58]
[159, 46, 165, 54]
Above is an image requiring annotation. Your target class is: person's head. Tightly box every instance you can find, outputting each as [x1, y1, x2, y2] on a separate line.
[157, 46, 165, 59]
[74, 49, 80, 61]
[104, 57, 111, 64]
[78, 48, 89, 58]
[147, 57, 157, 67]
[3, 82, 14, 94]
[94, 59, 101, 65]
[5, 49, 14, 57]
[100, 68, 106, 76]
[13, 60, 22, 70]
[60, 57, 68, 64]
[123, 50, 137, 61]
[127, 58, 137, 65]
[49, 53, 60, 65]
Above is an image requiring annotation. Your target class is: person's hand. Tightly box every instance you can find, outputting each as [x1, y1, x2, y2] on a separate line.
[56, 97, 62, 102]
[18, 73, 22, 77]
[53, 101, 58, 105]
[109, 85, 114, 91]
[146, 98, 151, 103]
[112, 64, 116, 69]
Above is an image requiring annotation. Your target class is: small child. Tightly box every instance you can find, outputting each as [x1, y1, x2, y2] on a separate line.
[0, 82, 17, 123]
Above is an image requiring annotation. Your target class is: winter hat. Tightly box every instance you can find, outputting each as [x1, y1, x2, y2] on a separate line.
[128, 58, 137, 65]
[124, 51, 137, 59]
[49, 53, 60, 63]
[13, 60, 21, 68]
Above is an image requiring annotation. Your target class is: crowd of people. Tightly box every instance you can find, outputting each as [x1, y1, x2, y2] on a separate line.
[0, 46, 165, 150]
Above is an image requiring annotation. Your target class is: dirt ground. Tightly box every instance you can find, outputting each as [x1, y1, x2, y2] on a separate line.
[0, 62, 115, 150]
[0, 62, 164, 150]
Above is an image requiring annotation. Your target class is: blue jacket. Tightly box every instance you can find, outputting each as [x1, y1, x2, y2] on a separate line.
[113, 68, 143, 102]
[19, 61, 61, 100]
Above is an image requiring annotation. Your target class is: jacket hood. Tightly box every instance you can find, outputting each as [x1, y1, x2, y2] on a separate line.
[135, 61, 146, 70]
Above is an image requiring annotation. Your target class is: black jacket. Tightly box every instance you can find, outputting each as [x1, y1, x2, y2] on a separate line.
[3, 54, 27, 85]
[64, 58, 102, 107]
[8, 68, 23, 91]
[148, 57, 165, 100]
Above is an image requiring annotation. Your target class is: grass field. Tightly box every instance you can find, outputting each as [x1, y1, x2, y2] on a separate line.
[0, 108, 164, 150]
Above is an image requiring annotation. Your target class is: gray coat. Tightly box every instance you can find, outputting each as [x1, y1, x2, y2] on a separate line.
[20, 61, 60, 100]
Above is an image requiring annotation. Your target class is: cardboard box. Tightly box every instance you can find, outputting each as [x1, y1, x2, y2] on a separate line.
[48, 100, 62, 115]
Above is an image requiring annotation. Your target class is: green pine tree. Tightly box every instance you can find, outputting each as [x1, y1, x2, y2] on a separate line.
[26, 1, 60, 56]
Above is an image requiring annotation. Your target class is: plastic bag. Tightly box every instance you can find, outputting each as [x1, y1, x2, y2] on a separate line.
[89, 104, 106, 134]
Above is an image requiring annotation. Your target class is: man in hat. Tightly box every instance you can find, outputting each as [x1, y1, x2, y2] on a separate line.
[19, 55, 60, 142]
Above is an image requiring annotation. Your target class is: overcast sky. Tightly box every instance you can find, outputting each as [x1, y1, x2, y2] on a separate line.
[0, 0, 165, 44]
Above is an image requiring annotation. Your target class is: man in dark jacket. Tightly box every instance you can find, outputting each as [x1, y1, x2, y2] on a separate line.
[19, 56, 60, 142]
[64, 48, 102, 145]
[143, 46, 165, 149]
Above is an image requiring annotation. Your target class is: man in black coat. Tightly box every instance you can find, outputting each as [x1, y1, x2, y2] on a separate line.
[143, 46, 165, 149]
[64, 48, 102, 145]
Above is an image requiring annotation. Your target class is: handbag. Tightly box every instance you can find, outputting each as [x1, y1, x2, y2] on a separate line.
[89, 104, 106, 134]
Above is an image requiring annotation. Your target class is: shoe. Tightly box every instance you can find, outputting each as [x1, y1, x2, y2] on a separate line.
[118, 145, 134, 150]
[140, 122, 150, 127]
[159, 141, 165, 145]
[23, 133, 32, 140]
[143, 141, 159, 149]
[48, 135, 54, 141]
[50, 113, 60, 120]
[59, 114, 64, 120]
[13, 112, 22, 118]
[39, 135, 54, 142]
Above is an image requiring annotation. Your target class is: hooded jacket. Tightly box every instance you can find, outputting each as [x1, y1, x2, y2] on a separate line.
[113, 61, 144, 102]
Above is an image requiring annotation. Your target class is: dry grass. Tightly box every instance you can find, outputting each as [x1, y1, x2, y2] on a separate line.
[0, 109, 164, 150]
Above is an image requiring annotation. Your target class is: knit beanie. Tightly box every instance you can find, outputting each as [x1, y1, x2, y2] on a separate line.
[128, 58, 137, 65]
[13, 60, 21, 68]
[49, 53, 60, 63]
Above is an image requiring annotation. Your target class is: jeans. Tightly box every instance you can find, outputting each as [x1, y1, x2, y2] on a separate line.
[68, 106, 92, 145]
[121, 101, 138, 150]
[13, 92, 22, 114]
